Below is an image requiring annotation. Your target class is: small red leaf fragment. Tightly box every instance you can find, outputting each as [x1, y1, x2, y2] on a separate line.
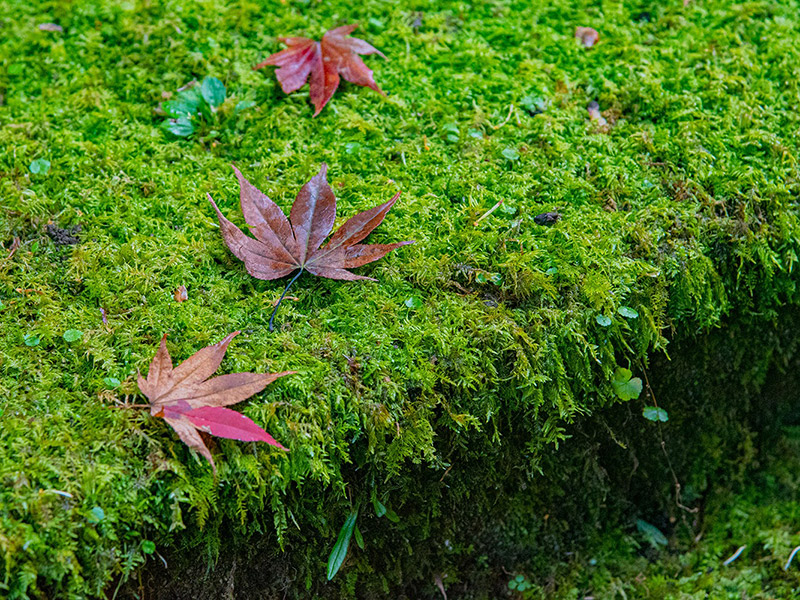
[174, 285, 188, 302]
[575, 26, 600, 48]
[254, 24, 385, 116]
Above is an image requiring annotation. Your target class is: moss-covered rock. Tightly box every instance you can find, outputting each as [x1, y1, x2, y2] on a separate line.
[1, 0, 799, 598]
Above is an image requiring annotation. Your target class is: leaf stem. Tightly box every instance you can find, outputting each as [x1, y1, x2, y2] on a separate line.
[269, 268, 304, 332]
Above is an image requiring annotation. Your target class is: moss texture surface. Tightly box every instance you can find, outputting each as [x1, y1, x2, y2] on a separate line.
[1, 0, 800, 598]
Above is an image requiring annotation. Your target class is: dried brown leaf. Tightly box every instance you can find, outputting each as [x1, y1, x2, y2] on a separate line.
[575, 26, 600, 48]
[174, 285, 188, 302]
[209, 164, 413, 329]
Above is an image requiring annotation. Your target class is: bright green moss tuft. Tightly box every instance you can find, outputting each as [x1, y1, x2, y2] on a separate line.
[1, 0, 800, 597]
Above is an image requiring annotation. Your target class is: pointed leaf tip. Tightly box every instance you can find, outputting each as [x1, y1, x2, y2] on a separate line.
[186, 405, 286, 448]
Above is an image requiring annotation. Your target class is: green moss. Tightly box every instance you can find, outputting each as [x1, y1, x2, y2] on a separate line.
[1, 0, 800, 597]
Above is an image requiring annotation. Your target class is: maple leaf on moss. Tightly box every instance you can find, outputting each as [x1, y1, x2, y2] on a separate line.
[254, 24, 386, 116]
[208, 164, 413, 330]
[137, 331, 293, 472]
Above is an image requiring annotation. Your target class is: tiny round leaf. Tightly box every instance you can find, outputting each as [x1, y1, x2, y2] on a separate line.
[596, 314, 612, 327]
[103, 377, 120, 389]
[502, 147, 520, 161]
[404, 297, 423, 309]
[88, 506, 105, 523]
[643, 406, 669, 422]
[29, 159, 51, 174]
[63, 329, 83, 342]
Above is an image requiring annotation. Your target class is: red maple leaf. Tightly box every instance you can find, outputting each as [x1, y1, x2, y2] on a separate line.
[208, 164, 413, 330]
[254, 24, 386, 116]
[137, 332, 293, 472]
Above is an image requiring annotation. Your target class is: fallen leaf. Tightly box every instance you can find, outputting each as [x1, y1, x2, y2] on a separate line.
[208, 164, 413, 330]
[575, 26, 600, 48]
[137, 332, 293, 472]
[254, 25, 386, 116]
[174, 285, 188, 302]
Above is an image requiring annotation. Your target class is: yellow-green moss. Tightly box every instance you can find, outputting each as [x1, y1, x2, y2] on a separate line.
[1, 0, 800, 597]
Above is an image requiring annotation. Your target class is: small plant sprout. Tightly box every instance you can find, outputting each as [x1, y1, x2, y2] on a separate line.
[327, 509, 359, 580]
[508, 574, 532, 592]
[161, 76, 254, 138]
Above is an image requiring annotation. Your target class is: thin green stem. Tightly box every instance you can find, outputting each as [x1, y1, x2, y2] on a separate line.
[269, 268, 304, 332]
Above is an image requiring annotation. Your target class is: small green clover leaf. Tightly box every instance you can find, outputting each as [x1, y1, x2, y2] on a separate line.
[508, 574, 532, 591]
[643, 406, 669, 422]
[29, 159, 51, 174]
[596, 314, 612, 327]
[611, 367, 643, 401]
[63, 329, 83, 342]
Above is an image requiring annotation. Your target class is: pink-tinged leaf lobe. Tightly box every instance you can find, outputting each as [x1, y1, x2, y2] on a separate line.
[186, 406, 288, 449]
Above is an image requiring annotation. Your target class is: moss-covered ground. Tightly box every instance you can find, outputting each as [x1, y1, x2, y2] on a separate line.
[2, 0, 800, 597]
